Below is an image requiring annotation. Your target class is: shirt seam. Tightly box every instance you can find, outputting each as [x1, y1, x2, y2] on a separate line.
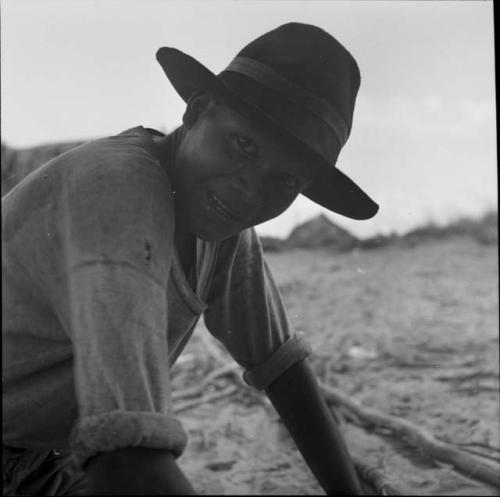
[70, 259, 168, 289]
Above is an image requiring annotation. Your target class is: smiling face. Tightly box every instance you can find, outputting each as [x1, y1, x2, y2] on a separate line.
[170, 92, 319, 242]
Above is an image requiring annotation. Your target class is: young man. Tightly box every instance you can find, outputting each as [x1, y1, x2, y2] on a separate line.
[2, 23, 378, 495]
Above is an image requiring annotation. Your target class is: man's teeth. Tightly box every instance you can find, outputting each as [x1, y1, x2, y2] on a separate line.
[211, 194, 237, 220]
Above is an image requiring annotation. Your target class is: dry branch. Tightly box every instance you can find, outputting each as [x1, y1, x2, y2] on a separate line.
[319, 381, 500, 489]
[455, 442, 500, 454]
[352, 458, 403, 495]
[177, 340, 499, 493]
[392, 354, 480, 370]
[172, 363, 239, 402]
[432, 368, 498, 383]
[173, 385, 238, 414]
[455, 384, 499, 394]
[459, 447, 500, 464]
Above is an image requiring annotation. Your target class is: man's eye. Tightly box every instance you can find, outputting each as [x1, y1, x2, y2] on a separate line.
[235, 135, 257, 157]
[281, 174, 299, 190]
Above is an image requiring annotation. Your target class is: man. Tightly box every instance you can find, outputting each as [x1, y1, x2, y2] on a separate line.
[3, 22, 378, 495]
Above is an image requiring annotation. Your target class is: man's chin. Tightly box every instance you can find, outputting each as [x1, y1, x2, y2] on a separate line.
[193, 223, 245, 243]
[194, 215, 279, 242]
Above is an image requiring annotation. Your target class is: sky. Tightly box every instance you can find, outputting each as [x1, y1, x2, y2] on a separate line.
[1, 0, 496, 239]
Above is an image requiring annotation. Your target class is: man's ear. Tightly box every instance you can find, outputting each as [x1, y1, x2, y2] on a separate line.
[183, 91, 214, 129]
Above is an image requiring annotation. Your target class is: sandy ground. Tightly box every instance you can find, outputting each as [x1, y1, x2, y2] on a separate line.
[171, 237, 499, 495]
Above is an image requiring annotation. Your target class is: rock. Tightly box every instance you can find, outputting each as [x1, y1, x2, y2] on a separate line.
[259, 235, 286, 252]
[285, 214, 359, 251]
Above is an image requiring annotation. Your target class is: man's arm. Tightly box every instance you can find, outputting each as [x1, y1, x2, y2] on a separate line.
[86, 447, 196, 495]
[265, 358, 363, 495]
[203, 229, 361, 493]
[52, 146, 194, 492]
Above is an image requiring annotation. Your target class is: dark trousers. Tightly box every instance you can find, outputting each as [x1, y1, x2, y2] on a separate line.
[3, 446, 87, 496]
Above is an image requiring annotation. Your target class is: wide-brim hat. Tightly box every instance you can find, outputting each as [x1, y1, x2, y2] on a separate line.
[156, 22, 379, 220]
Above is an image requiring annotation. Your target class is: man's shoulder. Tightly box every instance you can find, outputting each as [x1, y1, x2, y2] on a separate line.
[62, 129, 174, 217]
[2, 127, 175, 239]
[10, 127, 170, 199]
[70, 126, 165, 175]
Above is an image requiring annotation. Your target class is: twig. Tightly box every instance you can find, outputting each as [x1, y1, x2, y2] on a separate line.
[391, 355, 480, 370]
[352, 458, 403, 495]
[454, 385, 499, 394]
[329, 406, 347, 429]
[455, 442, 500, 454]
[319, 381, 500, 489]
[172, 363, 239, 401]
[432, 368, 498, 383]
[415, 344, 457, 354]
[174, 385, 238, 413]
[459, 447, 500, 464]
[389, 361, 440, 369]
[336, 405, 365, 428]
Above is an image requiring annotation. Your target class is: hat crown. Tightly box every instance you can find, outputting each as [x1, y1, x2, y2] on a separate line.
[235, 23, 360, 134]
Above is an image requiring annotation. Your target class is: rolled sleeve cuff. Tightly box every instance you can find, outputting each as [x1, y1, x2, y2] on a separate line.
[243, 333, 313, 391]
[69, 410, 188, 470]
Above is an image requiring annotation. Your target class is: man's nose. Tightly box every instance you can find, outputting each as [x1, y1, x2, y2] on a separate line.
[232, 169, 266, 207]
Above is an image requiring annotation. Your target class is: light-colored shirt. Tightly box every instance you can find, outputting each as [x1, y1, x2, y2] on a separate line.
[2, 126, 311, 469]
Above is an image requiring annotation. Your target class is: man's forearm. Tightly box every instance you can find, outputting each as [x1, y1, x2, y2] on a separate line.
[265, 359, 363, 495]
[86, 446, 196, 495]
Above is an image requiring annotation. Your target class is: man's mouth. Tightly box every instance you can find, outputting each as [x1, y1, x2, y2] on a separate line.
[208, 192, 243, 222]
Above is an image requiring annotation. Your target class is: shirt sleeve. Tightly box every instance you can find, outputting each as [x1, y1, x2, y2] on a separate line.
[203, 228, 312, 391]
[50, 150, 187, 470]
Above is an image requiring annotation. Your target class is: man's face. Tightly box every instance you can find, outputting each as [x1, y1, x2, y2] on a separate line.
[172, 96, 317, 242]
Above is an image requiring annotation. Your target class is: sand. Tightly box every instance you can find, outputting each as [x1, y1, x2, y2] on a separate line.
[171, 236, 499, 495]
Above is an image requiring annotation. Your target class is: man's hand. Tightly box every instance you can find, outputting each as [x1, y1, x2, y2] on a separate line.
[85, 446, 196, 495]
[265, 359, 363, 495]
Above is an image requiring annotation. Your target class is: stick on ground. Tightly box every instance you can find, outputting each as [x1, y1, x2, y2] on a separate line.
[352, 458, 403, 495]
[174, 385, 238, 414]
[319, 381, 500, 490]
[172, 363, 240, 401]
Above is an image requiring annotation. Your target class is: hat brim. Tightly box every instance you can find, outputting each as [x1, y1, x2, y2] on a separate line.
[156, 47, 379, 220]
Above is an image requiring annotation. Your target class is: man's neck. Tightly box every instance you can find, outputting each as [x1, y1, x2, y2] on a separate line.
[149, 125, 185, 178]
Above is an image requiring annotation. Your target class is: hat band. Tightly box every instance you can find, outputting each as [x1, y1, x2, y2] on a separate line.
[224, 56, 349, 147]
